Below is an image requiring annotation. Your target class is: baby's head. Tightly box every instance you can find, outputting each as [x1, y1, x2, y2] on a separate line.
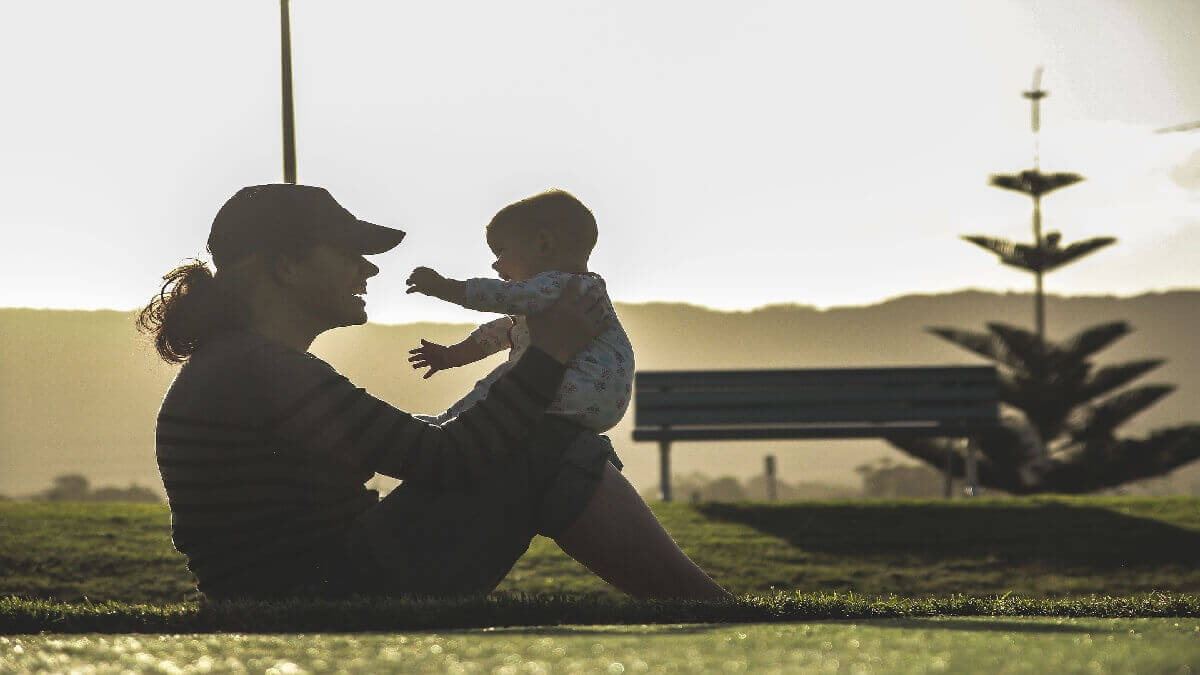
[485, 189, 597, 281]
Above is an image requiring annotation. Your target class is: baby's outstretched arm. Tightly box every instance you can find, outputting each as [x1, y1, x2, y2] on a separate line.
[408, 338, 488, 379]
[408, 317, 514, 379]
[406, 266, 467, 304]
[461, 272, 582, 316]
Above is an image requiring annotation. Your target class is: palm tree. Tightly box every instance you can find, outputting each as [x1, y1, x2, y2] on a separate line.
[887, 321, 1199, 494]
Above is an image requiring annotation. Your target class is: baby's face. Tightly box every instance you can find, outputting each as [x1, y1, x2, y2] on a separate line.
[488, 232, 541, 282]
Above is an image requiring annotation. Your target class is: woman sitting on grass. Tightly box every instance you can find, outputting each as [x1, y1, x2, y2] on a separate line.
[138, 183, 728, 601]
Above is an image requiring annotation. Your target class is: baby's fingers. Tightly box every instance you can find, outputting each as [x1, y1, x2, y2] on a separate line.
[408, 340, 436, 356]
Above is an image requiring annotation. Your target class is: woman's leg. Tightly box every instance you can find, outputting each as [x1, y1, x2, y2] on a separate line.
[343, 475, 540, 597]
[553, 463, 732, 600]
[342, 420, 728, 600]
[342, 420, 590, 597]
[343, 416, 628, 597]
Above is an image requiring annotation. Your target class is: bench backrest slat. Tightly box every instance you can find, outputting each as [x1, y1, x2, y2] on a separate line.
[637, 386, 998, 408]
[638, 404, 998, 427]
[633, 365, 1001, 439]
[632, 424, 988, 442]
[636, 366, 998, 390]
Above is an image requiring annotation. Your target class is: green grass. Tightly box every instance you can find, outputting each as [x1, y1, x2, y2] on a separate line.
[3, 592, 1200, 634]
[4, 497, 1199, 603]
[0, 502, 194, 602]
[6, 499, 1200, 669]
[5, 618, 1200, 674]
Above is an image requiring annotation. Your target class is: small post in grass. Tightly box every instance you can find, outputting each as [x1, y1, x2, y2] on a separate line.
[764, 454, 777, 501]
[659, 439, 672, 502]
[280, 0, 297, 184]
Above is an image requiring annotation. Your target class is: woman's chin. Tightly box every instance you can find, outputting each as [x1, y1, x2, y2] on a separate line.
[350, 296, 369, 323]
[329, 300, 369, 327]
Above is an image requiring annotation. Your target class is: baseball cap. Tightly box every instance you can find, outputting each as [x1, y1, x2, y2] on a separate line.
[207, 184, 405, 268]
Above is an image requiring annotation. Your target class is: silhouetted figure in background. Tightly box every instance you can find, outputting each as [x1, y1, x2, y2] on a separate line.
[138, 184, 727, 601]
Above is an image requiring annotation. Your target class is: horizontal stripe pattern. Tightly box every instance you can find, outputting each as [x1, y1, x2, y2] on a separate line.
[156, 331, 564, 597]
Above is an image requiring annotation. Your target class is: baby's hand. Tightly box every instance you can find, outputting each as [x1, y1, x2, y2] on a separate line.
[406, 266, 446, 296]
[408, 339, 453, 379]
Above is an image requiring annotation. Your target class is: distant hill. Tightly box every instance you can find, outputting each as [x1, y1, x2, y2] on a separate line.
[2, 289, 1198, 498]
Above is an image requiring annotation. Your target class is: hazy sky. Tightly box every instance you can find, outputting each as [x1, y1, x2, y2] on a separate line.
[2, 0, 1198, 324]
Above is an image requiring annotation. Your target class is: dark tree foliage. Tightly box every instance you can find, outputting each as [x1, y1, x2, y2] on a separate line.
[887, 321, 1200, 494]
[34, 474, 161, 503]
[988, 169, 1083, 197]
[855, 459, 945, 498]
[961, 234, 1115, 274]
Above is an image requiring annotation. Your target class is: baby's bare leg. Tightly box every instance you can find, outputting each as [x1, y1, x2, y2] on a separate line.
[554, 463, 732, 600]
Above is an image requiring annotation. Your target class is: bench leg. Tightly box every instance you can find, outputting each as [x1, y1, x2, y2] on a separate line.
[943, 443, 953, 498]
[659, 441, 672, 502]
[965, 438, 979, 497]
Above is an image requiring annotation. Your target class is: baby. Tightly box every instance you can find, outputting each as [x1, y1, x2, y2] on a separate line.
[405, 189, 635, 433]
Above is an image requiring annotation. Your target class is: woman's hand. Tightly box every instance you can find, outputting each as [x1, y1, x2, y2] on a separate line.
[526, 276, 610, 364]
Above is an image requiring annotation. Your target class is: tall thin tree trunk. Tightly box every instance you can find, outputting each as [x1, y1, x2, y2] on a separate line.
[1035, 270, 1044, 343]
[1032, 194, 1044, 342]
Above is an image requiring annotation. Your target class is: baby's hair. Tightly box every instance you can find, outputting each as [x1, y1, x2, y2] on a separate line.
[486, 189, 597, 258]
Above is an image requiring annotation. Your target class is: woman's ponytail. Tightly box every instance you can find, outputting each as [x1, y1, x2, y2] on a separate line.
[136, 259, 247, 363]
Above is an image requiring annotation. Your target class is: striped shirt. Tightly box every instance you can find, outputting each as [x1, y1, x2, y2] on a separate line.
[155, 330, 565, 597]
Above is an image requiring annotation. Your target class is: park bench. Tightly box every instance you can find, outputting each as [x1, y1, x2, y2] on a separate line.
[632, 365, 1003, 500]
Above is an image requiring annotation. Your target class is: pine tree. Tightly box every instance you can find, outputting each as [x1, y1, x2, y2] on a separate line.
[887, 69, 1200, 493]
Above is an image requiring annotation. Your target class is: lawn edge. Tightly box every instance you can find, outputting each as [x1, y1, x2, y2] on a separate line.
[3, 591, 1197, 634]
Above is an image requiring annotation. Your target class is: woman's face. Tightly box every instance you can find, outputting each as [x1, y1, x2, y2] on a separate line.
[287, 244, 379, 329]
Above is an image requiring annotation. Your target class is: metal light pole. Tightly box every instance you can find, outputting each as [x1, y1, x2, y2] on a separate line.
[280, 0, 297, 184]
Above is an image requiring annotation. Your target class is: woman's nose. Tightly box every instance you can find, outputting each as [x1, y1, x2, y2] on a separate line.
[362, 258, 380, 278]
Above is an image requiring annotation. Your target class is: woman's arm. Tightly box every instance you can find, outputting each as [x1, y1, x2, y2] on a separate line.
[260, 278, 607, 486]
[263, 344, 565, 486]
